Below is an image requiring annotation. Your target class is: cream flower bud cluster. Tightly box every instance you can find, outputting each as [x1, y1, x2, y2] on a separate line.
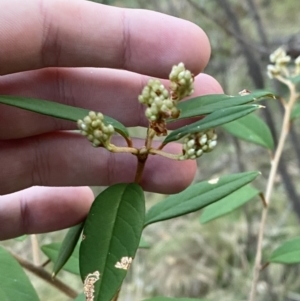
[169, 62, 194, 101]
[138, 79, 180, 121]
[77, 111, 115, 147]
[267, 47, 291, 78]
[179, 129, 217, 160]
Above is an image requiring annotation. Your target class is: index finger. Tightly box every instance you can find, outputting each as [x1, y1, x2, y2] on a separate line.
[0, 0, 210, 77]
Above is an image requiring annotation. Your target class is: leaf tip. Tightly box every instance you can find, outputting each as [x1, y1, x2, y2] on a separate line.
[208, 177, 219, 184]
[257, 105, 266, 109]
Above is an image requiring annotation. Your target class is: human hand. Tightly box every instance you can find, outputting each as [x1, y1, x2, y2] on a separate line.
[0, 0, 222, 239]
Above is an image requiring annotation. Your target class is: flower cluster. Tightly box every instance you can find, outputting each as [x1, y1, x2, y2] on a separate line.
[77, 111, 115, 147]
[169, 62, 194, 101]
[179, 129, 217, 160]
[267, 48, 291, 78]
[267, 47, 300, 78]
[138, 79, 179, 121]
[138, 63, 194, 124]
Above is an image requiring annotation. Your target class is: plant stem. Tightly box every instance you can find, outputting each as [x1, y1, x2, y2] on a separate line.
[11, 252, 78, 299]
[108, 145, 138, 154]
[135, 156, 147, 184]
[149, 148, 181, 160]
[249, 78, 298, 301]
[133, 127, 156, 184]
[30, 234, 40, 266]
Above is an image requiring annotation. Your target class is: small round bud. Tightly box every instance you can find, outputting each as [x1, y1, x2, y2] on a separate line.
[107, 124, 115, 134]
[97, 113, 104, 120]
[209, 140, 217, 149]
[93, 129, 102, 138]
[83, 116, 92, 124]
[187, 139, 195, 148]
[89, 111, 97, 119]
[199, 134, 208, 145]
[187, 148, 195, 156]
[80, 124, 87, 131]
[196, 149, 203, 157]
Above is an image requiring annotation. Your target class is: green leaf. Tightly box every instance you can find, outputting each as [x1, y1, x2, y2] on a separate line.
[14, 235, 28, 242]
[52, 223, 83, 276]
[0, 95, 129, 138]
[43, 223, 83, 276]
[41, 242, 80, 275]
[0, 288, 9, 301]
[73, 293, 85, 301]
[144, 171, 260, 226]
[269, 237, 300, 264]
[222, 113, 274, 150]
[79, 183, 145, 301]
[291, 103, 300, 120]
[144, 297, 207, 301]
[200, 185, 260, 224]
[170, 90, 274, 121]
[163, 105, 261, 144]
[0, 246, 40, 301]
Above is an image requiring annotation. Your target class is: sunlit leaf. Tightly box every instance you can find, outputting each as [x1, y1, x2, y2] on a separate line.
[170, 90, 274, 121]
[269, 237, 300, 264]
[0, 95, 129, 138]
[80, 183, 145, 301]
[144, 171, 260, 226]
[200, 185, 260, 224]
[222, 113, 274, 150]
[41, 243, 80, 275]
[164, 105, 261, 144]
[0, 246, 40, 301]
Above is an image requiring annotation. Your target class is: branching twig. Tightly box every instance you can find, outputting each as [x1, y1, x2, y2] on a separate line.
[249, 79, 299, 301]
[11, 252, 78, 299]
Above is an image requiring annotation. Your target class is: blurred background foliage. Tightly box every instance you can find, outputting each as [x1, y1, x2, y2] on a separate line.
[2, 1, 300, 301]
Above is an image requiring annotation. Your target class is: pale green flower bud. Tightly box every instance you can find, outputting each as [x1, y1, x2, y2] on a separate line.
[77, 111, 115, 147]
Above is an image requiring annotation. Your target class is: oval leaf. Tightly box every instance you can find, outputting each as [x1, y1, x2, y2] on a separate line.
[0, 288, 9, 301]
[144, 171, 260, 226]
[200, 185, 260, 224]
[51, 223, 83, 277]
[269, 237, 300, 264]
[163, 105, 261, 144]
[0, 95, 129, 138]
[143, 298, 208, 301]
[79, 183, 145, 301]
[41, 243, 80, 276]
[0, 246, 40, 301]
[222, 113, 274, 149]
[170, 90, 274, 122]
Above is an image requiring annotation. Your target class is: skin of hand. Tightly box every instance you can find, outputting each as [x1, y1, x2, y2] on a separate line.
[0, 0, 223, 240]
